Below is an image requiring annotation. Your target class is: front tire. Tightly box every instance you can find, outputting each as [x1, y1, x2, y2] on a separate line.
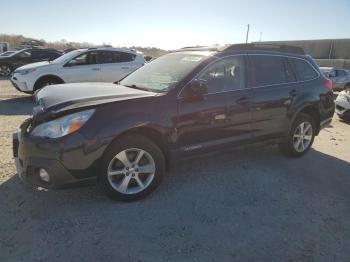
[34, 77, 63, 91]
[279, 114, 316, 157]
[99, 135, 165, 201]
[0, 64, 12, 76]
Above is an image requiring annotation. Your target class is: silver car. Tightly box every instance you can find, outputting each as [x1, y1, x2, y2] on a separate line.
[320, 67, 350, 91]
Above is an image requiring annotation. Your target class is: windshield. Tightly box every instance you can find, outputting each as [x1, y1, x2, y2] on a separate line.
[120, 52, 212, 92]
[51, 49, 87, 64]
[0, 51, 16, 57]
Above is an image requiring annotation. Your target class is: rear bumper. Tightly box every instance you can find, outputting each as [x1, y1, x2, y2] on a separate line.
[320, 117, 332, 130]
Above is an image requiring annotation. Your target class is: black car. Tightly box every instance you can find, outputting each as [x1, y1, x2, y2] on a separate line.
[13, 44, 335, 201]
[0, 48, 62, 76]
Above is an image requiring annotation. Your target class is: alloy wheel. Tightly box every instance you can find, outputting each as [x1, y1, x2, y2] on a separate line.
[107, 148, 156, 195]
[0, 65, 11, 76]
[292, 121, 313, 153]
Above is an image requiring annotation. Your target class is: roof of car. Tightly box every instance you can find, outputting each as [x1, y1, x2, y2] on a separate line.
[174, 43, 306, 57]
[84, 47, 137, 54]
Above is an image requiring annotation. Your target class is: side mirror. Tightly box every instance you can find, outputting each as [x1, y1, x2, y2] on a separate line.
[183, 79, 208, 101]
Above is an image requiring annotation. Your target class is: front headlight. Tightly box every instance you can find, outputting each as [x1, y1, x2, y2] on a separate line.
[31, 109, 95, 138]
[15, 68, 37, 75]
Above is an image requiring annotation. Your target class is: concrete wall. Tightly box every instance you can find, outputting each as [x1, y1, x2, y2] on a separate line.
[257, 39, 350, 59]
[255, 39, 350, 69]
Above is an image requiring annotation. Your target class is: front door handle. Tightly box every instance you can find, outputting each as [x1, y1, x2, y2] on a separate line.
[289, 89, 301, 96]
[236, 96, 250, 105]
[92, 68, 100, 71]
[214, 113, 226, 120]
[121, 67, 130, 70]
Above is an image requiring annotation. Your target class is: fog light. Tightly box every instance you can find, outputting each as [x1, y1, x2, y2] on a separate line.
[39, 168, 50, 183]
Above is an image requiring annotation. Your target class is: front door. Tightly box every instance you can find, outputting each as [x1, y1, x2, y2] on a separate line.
[60, 51, 101, 82]
[175, 55, 252, 153]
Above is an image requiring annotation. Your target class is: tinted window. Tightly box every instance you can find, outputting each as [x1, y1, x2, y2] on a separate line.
[337, 70, 346, 77]
[198, 56, 245, 93]
[31, 50, 50, 59]
[17, 50, 31, 58]
[99, 51, 136, 64]
[250, 55, 295, 87]
[289, 58, 318, 81]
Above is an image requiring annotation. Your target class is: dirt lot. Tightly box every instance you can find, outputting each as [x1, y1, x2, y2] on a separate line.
[0, 78, 350, 262]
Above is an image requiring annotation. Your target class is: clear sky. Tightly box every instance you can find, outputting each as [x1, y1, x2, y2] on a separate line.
[2, 0, 350, 50]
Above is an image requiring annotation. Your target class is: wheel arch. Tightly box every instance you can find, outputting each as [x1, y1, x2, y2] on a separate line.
[104, 126, 170, 168]
[292, 105, 321, 135]
[33, 74, 64, 91]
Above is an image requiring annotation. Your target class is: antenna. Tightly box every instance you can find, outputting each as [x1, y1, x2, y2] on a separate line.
[245, 24, 250, 44]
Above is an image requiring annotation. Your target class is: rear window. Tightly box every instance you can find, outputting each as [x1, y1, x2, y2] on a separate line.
[289, 58, 319, 81]
[250, 55, 295, 87]
[99, 51, 136, 64]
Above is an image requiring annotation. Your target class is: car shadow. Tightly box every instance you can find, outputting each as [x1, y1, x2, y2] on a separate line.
[0, 96, 33, 115]
[0, 76, 11, 81]
[1, 144, 350, 260]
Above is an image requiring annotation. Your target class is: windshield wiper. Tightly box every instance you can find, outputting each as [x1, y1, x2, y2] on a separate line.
[124, 84, 154, 92]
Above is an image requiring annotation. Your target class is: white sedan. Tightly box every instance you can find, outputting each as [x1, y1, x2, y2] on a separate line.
[10, 47, 145, 93]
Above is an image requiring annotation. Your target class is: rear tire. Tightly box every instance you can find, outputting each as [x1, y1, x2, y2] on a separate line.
[99, 135, 165, 201]
[279, 114, 316, 157]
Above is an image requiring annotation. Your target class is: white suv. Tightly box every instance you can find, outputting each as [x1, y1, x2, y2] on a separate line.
[10, 48, 145, 93]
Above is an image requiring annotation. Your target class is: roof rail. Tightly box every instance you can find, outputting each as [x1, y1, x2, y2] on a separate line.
[223, 43, 305, 55]
[173, 46, 221, 52]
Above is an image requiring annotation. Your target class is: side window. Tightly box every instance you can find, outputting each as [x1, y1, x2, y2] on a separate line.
[68, 52, 98, 66]
[99, 51, 136, 64]
[197, 56, 245, 93]
[17, 50, 31, 58]
[250, 55, 295, 87]
[337, 70, 345, 77]
[289, 58, 319, 81]
[32, 50, 48, 60]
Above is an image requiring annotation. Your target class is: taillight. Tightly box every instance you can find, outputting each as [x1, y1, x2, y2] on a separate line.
[325, 79, 333, 92]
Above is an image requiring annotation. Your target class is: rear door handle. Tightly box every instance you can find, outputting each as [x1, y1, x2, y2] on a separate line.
[289, 89, 301, 96]
[236, 96, 250, 105]
[92, 68, 100, 71]
[121, 67, 130, 70]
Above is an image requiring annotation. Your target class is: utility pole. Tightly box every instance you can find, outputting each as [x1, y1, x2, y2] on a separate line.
[259, 32, 262, 42]
[245, 24, 250, 44]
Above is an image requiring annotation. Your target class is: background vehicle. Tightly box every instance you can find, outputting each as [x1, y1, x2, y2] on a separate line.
[13, 44, 335, 201]
[0, 48, 62, 76]
[0, 51, 16, 57]
[0, 42, 10, 53]
[10, 47, 145, 93]
[335, 90, 350, 121]
[320, 67, 350, 91]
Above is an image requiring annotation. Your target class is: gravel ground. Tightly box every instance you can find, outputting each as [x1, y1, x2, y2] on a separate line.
[0, 78, 350, 262]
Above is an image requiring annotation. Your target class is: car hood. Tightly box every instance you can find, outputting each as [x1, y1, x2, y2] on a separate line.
[17, 61, 51, 70]
[34, 82, 157, 115]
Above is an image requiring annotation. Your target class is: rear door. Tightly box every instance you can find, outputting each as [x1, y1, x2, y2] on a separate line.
[98, 51, 138, 82]
[60, 51, 101, 82]
[176, 55, 252, 151]
[249, 54, 299, 139]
